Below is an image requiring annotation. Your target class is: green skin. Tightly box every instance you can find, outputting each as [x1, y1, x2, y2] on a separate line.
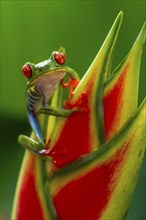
[18, 47, 79, 156]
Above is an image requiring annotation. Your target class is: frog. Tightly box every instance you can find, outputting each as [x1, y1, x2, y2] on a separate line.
[18, 47, 80, 156]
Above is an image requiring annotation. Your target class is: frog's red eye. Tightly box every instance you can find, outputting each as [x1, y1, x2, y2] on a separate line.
[54, 52, 66, 65]
[22, 64, 32, 78]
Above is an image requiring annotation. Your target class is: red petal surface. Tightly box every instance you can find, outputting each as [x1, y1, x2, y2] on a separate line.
[53, 139, 131, 220]
[103, 64, 129, 139]
[15, 154, 44, 220]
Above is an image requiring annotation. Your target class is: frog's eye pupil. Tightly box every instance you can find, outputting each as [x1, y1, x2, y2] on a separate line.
[22, 64, 32, 78]
[54, 52, 66, 65]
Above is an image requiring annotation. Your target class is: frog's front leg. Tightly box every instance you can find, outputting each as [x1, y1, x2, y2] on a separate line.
[62, 66, 80, 100]
[39, 105, 78, 117]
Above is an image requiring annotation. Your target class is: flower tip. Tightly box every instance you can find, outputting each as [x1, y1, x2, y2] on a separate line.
[119, 10, 124, 16]
[135, 20, 146, 45]
[141, 20, 146, 33]
[113, 11, 123, 28]
[117, 10, 124, 20]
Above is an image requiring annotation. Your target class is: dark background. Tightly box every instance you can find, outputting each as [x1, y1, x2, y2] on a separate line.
[1, 1, 145, 219]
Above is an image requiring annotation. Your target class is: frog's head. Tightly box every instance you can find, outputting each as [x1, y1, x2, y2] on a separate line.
[22, 47, 66, 84]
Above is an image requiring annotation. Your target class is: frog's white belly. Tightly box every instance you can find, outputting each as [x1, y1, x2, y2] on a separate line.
[35, 71, 66, 104]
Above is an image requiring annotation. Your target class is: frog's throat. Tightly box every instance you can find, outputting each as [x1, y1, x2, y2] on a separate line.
[28, 68, 66, 87]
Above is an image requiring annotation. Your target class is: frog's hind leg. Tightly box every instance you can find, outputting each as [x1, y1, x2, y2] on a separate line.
[18, 134, 45, 156]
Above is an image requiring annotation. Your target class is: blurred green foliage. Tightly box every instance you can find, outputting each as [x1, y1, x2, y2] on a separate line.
[0, 1, 145, 219]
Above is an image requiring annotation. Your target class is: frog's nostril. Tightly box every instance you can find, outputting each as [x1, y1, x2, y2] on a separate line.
[22, 64, 32, 78]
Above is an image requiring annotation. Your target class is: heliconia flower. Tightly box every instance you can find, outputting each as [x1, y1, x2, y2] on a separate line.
[12, 11, 146, 220]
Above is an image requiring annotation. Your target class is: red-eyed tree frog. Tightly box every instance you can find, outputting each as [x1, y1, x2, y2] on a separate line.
[18, 47, 79, 155]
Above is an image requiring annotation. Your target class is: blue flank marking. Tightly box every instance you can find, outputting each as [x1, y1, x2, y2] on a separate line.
[26, 88, 43, 142]
[27, 110, 43, 141]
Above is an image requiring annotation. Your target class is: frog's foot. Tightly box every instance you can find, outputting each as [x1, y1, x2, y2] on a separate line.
[39, 106, 80, 117]
[61, 78, 69, 89]
[18, 134, 45, 156]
